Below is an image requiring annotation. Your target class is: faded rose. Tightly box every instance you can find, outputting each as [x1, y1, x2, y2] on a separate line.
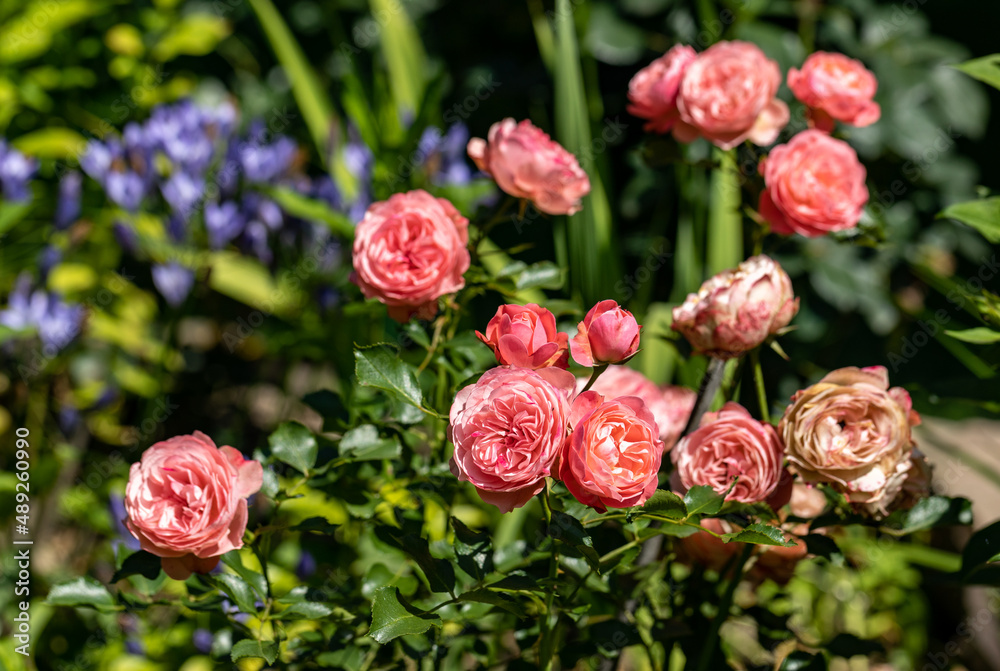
[788, 52, 880, 131]
[476, 303, 569, 369]
[627, 45, 698, 133]
[570, 300, 641, 367]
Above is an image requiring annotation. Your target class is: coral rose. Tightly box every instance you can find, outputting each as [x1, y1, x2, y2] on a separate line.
[449, 366, 575, 513]
[559, 391, 663, 512]
[352, 189, 470, 322]
[124, 431, 263, 580]
[627, 45, 698, 133]
[779, 366, 920, 513]
[476, 303, 569, 369]
[467, 118, 590, 215]
[570, 300, 641, 367]
[788, 52, 880, 131]
[759, 130, 868, 237]
[671, 255, 798, 359]
[671, 402, 785, 504]
[672, 41, 789, 149]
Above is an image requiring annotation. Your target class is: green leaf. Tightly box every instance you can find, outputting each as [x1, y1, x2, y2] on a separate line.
[368, 586, 441, 644]
[354, 345, 425, 413]
[150, 14, 231, 61]
[47, 577, 119, 612]
[723, 523, 796, 547]
[953, 54, 1000, 91]
[496, 261, 565, 291]
[780, 651, 828, 671]
[0, 200, 32, 236]
[268, 421, 318, 473]
[803, 534, 843, 562]
[11, 128, 86, 159]
[550, 510, 601, 572]
[961, 520, 1000, 578]
[938, 197, 1000, 243]
[898, 496, 972, 533]
[222, 553, 268, 600]
[302, 389, 349, 432]
[457, 588, 526, 617]
[945, 327, 1000, 344]
[292, 517, 340, 534]
[274, 601, 336, 620]
[707, 148, 742, 274]
[487, 574, 539, 592]
[683, 485, 725, 517]
[374, 526, 456, 594]
[339, 425, 402, 462]
[452, 517, 494, 581]
[214, 573, 259, 614]
[231, 639, 279, 664]
[640, 490, 687, 519]
[208, 251, 303, 317]
[111, 550, 162, 582]
[368, 0, 427, 114]
[825, 633, 883, 657]
[268, 187, 356, 239]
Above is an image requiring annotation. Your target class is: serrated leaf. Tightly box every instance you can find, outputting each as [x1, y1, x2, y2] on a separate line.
[268, 421, 318, 473]
[355, 345, 425, 413]
[222, 553, 268, 600]
[214, 573, 258, 614]
[111, 550, 162, 582]
[961, 519, 1000, 578]
[683, 485, 725, 517]
[231, 639, 279, 664]
[898, 496, 973, 533]
[274, 601, 336, 620]
[452, 517, 494, 581]
[47, 578, 119, 612]
[374, 526, 455, 594]
[723, 523, 795, 547]
[368, 586, 440, 644]
[641, 490, 687, 519]
[339, 424, 402, 461]
[953, 54, 1000, 91]
[550, 510, 600, 572]
[939, 198, 1000, 243]
[945, 327, 1000, 344]
[457, 588, 525, 616]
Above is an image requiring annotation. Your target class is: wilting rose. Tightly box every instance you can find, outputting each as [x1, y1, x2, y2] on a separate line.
[779, 366, 919, 511]
[559, 391, 663, 512]
[352, 190, 469, 322]
[570, 300, 641, 367]
[627, 45, 698, 133]
[759, 130, 868, 237]
[672, 402, 785, 504]
[672, 41, 789, 149]
[467, 118, 590, 215]
[671, 255, 798, 359]
[577, 365, 695, 449]
[476, 303, 569, 369]
[788, 52, 880, 131]
[449, 366, 574, 513]
[124, 432, 263, 580]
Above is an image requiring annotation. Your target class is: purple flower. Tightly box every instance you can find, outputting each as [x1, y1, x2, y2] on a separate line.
[55, 171, 83, 229]
[418, 124, 472, 186]
[125, 638, 144, 656]
[192, 629, 214, 654]
[242, 220, 272, 264]
[105, 171, 146, 211]
[238, 126, 297, 183]
[0, 141, 38, 202]
[151, 263, 195, 307]
[204, 200, 244, 248]
[161, 171, 204, 220]
[0, 274, 84, 352]
[113, 221, 139, 253]
[296, 550, 317, 579]
[38, 246, 61, 280]
[109, 493, 141, 551]
[80, 139, 120, 182]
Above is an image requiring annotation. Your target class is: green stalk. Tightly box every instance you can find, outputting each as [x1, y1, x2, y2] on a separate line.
[695, 543, 753, 671]
[751, 349, 770, 424]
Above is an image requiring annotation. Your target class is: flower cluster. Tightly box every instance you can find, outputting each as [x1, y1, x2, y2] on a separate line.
[0, 273, 85, 353]
[0, 140, 38, 202]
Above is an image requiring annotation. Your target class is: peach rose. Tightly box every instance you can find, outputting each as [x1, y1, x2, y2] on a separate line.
[627, 45, 698, 133]
[748, 531, 809, 586]
[671, 402, 785, 504]
[570, 300, 641, 367]
[576, 365, 695, 449]
[352, 189, 470, 322]
[467, 118, 590, 215]
[672, 255, 799, 359]
[788, 481, 829, 519]
[476, 303, 569, 369]
[124, 431, 263, 580]
[673, 41, 789, 149]
[559, 391, 663, 512]
[788, 52, 880, 131]
[449, 366, 575, 513]
[759, 130, 868, 237]
[779, 366, 919, 512]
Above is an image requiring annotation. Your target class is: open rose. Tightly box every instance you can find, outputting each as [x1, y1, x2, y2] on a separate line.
[627, 45, 698, 133]
[672, 255, 798, 359]
[759, 130, 868, 237]
[570, 300, 641, 367]
[788, 52, 880, 131]
[467, 118, 590, 215]
[476, 303, 569, 369]
[779, 366, 920, 512]
[124, 432, 263, 580]
[560, 391, 663, 512]
[352, 189, 470, 322]
[449, 366, 574, 513]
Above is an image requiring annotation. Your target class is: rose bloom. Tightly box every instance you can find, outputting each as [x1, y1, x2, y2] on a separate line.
[779, 366, 920, 513]
[559, 391, 663, 512]
[759, 130, 868, 237]
[352, 189, 470, 322]
[124, 432, 263, 580]
[788, 52, 880, 131]
[627, 45, 698, 133]
[576, 365, 695, 449]
[676, 517, 741, 574]
[467, 118, 590, 215]
[449, 366, 575, 513]
[570, 300, 641, 367]
[672, 255, 798, 359]
[476, 303, 569, 369]
[672, 402, 785, 504]
[672, 41, 789, 149]
[748, 530, 809, 586]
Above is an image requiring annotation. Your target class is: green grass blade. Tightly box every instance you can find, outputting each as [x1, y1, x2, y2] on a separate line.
[706, 147, 742, 274]
[369, 0, 428, 115]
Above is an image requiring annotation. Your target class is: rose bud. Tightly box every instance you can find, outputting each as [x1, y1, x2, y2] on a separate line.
[671, 255, 799, 359]
[351, 189, 470, 322]
[570, 300, 641, 367]
[627, 44, 698, 133]
[449, 366, 575, 513]
[759, 130, 868, 237]
[124, 432, 263, 580]
[467, 118, 590, 215]
[788, 52, 880, 132]
[559, 391, 663, 512]
[671, 402, 785, 504]
[576, 365, 695, 450]
[779, 366, 919, 515]
[672, 41, 789, 149]
[476, 303, 569, 369]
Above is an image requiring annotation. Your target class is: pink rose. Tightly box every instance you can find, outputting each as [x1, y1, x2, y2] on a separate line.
[627, 45, 698, 133]
[559, 391, 663, 512]
[449, 366, 575, 513]
[671, 402, 785, 504]
[124, 431, 263, 580]
[476, 303, 569, 369]
[672, 41, 789, 149]
[467, 118, 591, 215]
[672, 255, 799, 359]
[576, 365, 695, 449]
[788, 52, 880, 131]
[759, 130, 868, 237]
[570, 300, 641, 367]
[351, 189, 470, 322]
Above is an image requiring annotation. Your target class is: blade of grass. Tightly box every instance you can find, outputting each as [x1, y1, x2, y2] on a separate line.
[369, 0, 428, 115]
[706, 147, 742, 274]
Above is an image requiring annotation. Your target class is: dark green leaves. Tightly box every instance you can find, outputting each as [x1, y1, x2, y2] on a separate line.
[355, 345, 429, 419]
[452, 517, 494, 581]
[896, 496, 973, 533]
[640, 490, 687, 519]
[550, 510, 600, 571]
[339, 425, 402, 462]
[945, 327, 1000, 345]
[495, 260, 565, 291]
[214, 573, 259, 614]
[111, 550, 162, 582]
[953, 54, 1000, 91]
[780, 651, 827, 671]
[47, 578, 119, 612]
[375, 526, 455, 594]
[231, 639, 279, 664]
[269, 421, 318, 474]
[722, 523, 796, 547]
[938, 197, 1000, 243]
[368, 586, 441, 644]
[961, 519, 1000, 582]
[683, 485, 725, 517]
